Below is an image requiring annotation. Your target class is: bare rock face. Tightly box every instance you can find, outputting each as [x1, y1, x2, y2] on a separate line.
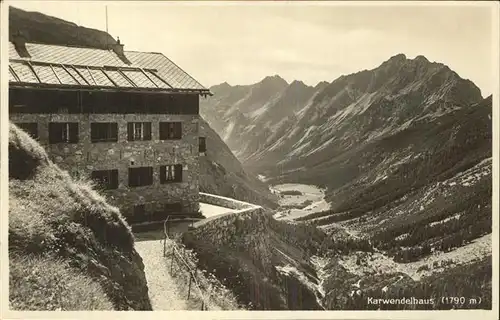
[9, 124, 152, 310]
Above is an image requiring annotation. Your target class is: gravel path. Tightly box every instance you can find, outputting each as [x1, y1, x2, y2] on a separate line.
[135, 240, 190, 310]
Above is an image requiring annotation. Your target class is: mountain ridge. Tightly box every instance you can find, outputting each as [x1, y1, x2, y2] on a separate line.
[199, 53, 491, 247]
[197, 52, 492, 309]
[201, 53, 484, 172]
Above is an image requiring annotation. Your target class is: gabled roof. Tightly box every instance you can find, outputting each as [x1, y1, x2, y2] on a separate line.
[8, 42, 211, 95]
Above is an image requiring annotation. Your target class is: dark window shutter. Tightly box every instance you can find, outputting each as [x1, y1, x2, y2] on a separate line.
[199, 137, 206, 152]
[69, 123, 78, 143]
[176, 122, 182, 139]
[111, 123, 118, 141]
[127, 123, 134, 141]
[159, 122, 166, 140]
[49, 123, 60, 144]
[147, 167, 153, 185]
[128, 168, 134, 187]
[111, 170, 119, 189]
[91, 123, 98, 142]
[144, 122, 152, 140]
[175, 164, 183, 182]
[160, 166, 166, 184]
[30, 123, 39, 139]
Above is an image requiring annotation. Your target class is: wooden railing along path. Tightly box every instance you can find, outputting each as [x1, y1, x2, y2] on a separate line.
[162, 216, 211, 310]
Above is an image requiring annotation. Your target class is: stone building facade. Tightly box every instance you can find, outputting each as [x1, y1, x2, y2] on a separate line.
[8, 37, 211, 223]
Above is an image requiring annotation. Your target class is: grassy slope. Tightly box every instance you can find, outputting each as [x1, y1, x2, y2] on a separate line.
[9, 123, 152, 310]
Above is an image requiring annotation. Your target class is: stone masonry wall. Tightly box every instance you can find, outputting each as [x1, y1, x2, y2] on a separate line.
[10, 112, 201, 219]
[199, 192, 255, 210]
[190, 205, 266, 246]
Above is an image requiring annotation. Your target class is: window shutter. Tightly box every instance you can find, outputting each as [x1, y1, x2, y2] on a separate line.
[111, 170, 119, 189]
[69, 123, 79, 143]
[175, 164, 183, 182]
[127, 123, 134, 141]
[144, 122, 152, 140]
[160, 166, 166, 184]
[111, 123, 118, 142]
[90, 123, 98, 142]
[159, 122, 165, 140]
[49, 123, 59, 144]
[128, 168, 134, 187]
[176, 122, 182, 139]
[147, 167, 153, 185]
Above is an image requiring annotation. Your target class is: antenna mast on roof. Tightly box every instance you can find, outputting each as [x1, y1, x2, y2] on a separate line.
[106, 6, 109, 33]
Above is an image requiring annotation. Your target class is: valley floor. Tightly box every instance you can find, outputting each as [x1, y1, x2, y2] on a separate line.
[271, 183, 331, 220]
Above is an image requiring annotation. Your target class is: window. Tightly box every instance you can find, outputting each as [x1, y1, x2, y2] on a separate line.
[15, 122, 38, 140]
[128, 167, 153, 187]
[49, 122, 79, 144]
[164, 202, 182, 213]
[91, 169, 119, 190]
[91, 122, 118, 143]
[127, 122, 151, 141]
[133, 204, 146, 222]
[199, 137, 207, 153]
[160, 164, 183, 183]
[159, 122, 182, 140]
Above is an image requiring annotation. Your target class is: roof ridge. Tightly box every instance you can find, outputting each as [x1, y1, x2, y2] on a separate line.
[125, 50, 163, 55]
[12, 40, 112, 51]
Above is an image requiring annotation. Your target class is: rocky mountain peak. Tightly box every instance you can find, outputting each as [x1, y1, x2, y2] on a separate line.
[385, 53, 408, 65]
[260, 74, 289, 88]
[290, 79, 306, 86]
[414, 55, 429, 63]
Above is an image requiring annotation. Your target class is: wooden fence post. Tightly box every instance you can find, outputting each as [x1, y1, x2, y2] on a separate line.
[163, 238, 166, 257]
[170, 247, 175, 274]
[187, 274, 192, 299]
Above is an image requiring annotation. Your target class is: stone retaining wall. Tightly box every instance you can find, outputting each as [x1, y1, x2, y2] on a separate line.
[199, 192, 260, 211]
[195, 193, 264, 230]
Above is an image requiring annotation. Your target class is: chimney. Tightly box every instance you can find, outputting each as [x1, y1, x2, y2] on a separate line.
[109, 36, 131, 65]
[12, 31, 30, 58]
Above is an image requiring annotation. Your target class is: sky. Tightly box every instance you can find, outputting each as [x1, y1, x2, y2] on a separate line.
[7, 1, 497, 96]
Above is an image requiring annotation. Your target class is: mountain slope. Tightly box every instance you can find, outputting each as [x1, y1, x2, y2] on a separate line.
[201, 76, 328, 158]
[200, 55, 489, 209]
[9, 6, 116, 49]
[199, 55, 492, 309]
[8, 6, 277, 209]
[199, 118, 278, 208]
